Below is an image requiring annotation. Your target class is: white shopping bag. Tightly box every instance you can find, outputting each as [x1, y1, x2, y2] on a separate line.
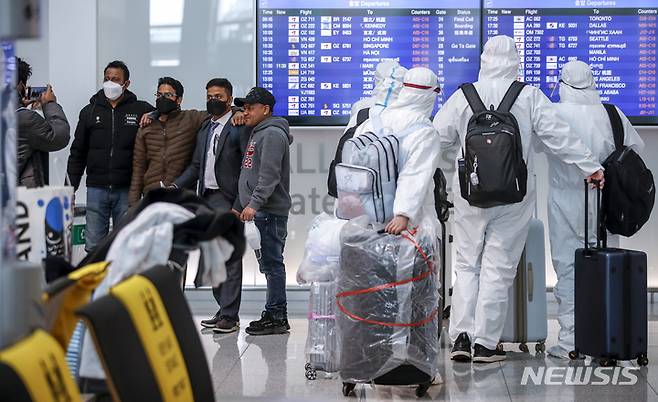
[16, 186, 74, 263]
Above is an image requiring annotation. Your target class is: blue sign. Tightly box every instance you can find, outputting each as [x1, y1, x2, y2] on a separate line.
[257, 1, 481, 125]
[484, 1, 657, 123]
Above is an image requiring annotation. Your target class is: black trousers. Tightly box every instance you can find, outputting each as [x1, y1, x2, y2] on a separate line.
[204, 190, 243, 321]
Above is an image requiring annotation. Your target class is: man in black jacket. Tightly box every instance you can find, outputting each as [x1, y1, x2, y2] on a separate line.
[172, 78, 250, 333]
[66, 61, 153, 252]
[16, 58, 70, 188]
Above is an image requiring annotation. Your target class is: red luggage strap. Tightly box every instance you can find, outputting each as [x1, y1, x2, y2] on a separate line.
[335, 230, 438, 328]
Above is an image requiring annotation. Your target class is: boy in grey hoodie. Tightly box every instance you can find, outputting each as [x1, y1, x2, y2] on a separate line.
[235, 87, 293, 335]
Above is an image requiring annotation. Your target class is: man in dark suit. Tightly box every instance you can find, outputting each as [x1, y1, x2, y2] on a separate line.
[172, 78, 250, 333]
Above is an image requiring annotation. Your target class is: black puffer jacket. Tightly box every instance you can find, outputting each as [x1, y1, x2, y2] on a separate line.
[67, 90, 153, 190]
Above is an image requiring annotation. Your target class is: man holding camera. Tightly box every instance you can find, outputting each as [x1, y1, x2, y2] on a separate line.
[16, 57, 70, 188]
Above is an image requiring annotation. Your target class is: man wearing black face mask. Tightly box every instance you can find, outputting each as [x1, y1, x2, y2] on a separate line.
[169, 78, 250, 332]
[129, 76, 208, 206]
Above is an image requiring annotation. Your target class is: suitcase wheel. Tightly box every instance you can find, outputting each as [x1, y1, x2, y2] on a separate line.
[599, 358, 616, 367]
[535, 342, 546, 354]
[638, 355, 649, 367]
[342, 382, 356, 397]
[305, 368, 317, 380]
[519, 343, 529, 353]
[415, 382, 431, 398]
[568, 350, 580, 360]
[305, 363, 312, 371]
[496, 343, 504, 352]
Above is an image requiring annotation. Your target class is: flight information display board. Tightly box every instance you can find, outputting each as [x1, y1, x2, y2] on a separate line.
[484, 0, 657, 124]
[257, 0, 481, 125]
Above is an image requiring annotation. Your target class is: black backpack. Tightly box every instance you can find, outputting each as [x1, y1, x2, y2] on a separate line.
[433, 168, 452, 223]
[327, 107, 370, 197]
[458, 81, 528, 208]
[601, 104, 655, 237]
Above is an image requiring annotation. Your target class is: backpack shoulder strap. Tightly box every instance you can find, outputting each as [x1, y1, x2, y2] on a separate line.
[603, 103, 624, 151]
[460, 83, 487, 114]
[497, 81, 527, 113]
[356, 107, 370, 126]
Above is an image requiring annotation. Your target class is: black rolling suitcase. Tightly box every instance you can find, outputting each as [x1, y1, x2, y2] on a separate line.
[570, 180, 649, 366]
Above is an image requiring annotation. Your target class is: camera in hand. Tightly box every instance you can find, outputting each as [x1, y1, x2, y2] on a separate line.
[28, 86, 47, 100]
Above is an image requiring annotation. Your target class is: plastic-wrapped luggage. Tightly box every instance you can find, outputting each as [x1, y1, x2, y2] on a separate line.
[304, 281, 339, 379]
[297, 213, 346, 285]
[336, 217, 439, 397]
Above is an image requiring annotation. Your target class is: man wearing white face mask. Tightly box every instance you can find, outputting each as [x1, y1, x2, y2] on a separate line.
[67, 60, 154, 253]
[544, 60, 644, 358]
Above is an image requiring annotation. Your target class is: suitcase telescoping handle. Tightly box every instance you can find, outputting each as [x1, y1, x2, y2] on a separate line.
[583, 179, 607, 250]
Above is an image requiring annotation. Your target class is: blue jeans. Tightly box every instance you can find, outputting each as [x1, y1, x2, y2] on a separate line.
[85, 187, 129, 252]
[254, 211, 288, 320]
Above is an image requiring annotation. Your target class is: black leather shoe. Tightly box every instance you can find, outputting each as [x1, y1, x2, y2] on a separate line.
[473, 343, 506, 363]
[200, 312, 221, 329]
[212, 318, 240, 334]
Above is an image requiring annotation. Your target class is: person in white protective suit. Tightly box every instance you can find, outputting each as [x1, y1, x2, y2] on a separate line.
[353, 67, 441, 236]
[545, 60, 644, 359]
[346, 59, 407, 130]
[433, 36, 604, 363]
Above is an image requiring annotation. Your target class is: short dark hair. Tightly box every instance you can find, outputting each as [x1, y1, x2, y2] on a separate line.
[205, 78, 233, 96]
[158, 76, 184, 97]
[17, 57, 32, 86]
[104, 60, 130, 81]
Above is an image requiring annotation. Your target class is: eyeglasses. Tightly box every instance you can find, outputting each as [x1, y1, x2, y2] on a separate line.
[155, 92, 177, 99]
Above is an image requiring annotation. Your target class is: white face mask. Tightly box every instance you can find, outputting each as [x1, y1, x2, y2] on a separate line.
[102, 80, 124, 101]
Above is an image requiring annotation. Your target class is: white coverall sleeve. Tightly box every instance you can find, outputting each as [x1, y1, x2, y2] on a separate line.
[618, 106, 645, 153]
[433, 94, 461, 149]
[529, 88, 602, 176]
[393, 127, 440, 223]
[433, 94, 462, 170]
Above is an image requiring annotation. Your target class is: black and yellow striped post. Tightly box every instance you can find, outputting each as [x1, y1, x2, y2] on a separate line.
[78, 265, 214, 402]
[0, 329, 82, 402]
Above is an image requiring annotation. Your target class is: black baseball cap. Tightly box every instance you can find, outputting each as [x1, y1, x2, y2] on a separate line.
[234, 87, 276, 107]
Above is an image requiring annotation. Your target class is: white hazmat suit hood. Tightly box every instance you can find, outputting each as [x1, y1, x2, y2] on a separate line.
[545, 60, 644, 358]
[557, 60, 601, 105]
[347, 60, 407, 129]
[479, 35, 519, 81]
[354, 67, 441, 229]
[434, 36, 602, 352]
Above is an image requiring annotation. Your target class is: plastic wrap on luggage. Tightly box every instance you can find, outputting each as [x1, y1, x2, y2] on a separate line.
[297, 213, 346, 284]
[305, 281, 340, 377]
[337, 217, 440, 383]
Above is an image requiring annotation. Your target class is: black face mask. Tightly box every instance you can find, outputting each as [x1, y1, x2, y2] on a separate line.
[156, 97, 178, 115]
[206, 99, 229, 116]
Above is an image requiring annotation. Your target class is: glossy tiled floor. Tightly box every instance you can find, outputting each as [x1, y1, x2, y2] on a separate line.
[192, 309, 658, 402]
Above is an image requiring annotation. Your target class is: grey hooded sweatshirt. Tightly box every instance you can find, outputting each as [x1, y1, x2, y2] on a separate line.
[238, 117, 293, 217]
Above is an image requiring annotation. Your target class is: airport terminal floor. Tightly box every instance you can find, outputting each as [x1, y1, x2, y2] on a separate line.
[197, 297, 658, 402]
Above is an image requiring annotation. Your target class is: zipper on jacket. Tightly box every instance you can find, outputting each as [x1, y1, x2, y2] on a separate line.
[109, 108, 115, 189]
[162, 124, 167, 183]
